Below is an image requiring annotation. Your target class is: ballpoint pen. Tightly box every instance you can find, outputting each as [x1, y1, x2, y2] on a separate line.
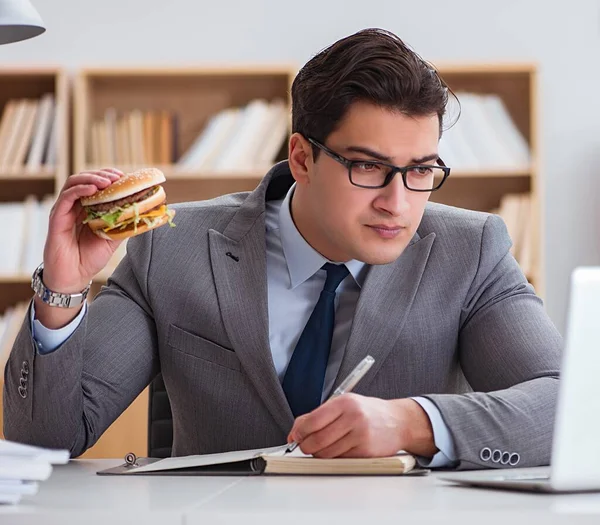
[285, 355, 375, 454]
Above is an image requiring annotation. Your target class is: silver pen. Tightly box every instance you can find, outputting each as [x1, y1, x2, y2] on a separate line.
[285, 355, 375, 454]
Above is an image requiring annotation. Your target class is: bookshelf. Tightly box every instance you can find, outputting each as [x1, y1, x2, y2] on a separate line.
[0, 66, 68, 314]
[0, 67, 68, 444]
[69, 66, 296, 459]
[0, 63, 542, 459]
[433, 63, 542, 294]
[73, 66, 296, 203]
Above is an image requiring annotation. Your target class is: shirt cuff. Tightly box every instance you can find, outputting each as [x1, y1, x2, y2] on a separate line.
[30, 301, 87, 355]
[411, 396, 459, 469]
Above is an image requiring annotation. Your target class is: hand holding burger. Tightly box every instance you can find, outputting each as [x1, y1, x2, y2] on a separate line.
[36, 167, 175, 329]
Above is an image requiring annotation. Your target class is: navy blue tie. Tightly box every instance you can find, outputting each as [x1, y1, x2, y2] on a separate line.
[282, 263, 350, 417]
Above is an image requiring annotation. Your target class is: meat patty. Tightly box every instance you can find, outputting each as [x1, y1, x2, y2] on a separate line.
[86, 186, 159, 213]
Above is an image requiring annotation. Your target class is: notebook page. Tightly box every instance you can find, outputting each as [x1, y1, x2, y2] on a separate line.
[130, 444, 289, 473]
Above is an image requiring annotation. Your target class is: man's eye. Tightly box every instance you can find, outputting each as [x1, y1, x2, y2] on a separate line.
[355, 162, 380, 171]
[414, 166, 433, 175]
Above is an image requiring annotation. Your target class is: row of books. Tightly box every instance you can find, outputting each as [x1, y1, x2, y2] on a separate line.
[87, 98, 289, 174]
[89, 108, 177, 167]
[0, 439, 68, 505]
[440, 92, 531, 171]
[176, 98, 289, 172]
[0, 196, 53, 275]
[491, 192, 534, 277]
[0, 95, 58, 174]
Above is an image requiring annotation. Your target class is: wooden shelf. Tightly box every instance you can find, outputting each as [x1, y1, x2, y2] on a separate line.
[448, 167, 532, 179]
[0, 169, 56, 180]
[0, 274, 31, 283]
[83, 164, 266, 181]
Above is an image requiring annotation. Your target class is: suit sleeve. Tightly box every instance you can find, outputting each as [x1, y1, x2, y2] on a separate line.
[3, 232, 160, 458]
[424, 214, 562, 470]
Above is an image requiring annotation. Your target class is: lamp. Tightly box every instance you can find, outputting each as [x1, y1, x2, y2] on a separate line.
[0, 0, 44, 45]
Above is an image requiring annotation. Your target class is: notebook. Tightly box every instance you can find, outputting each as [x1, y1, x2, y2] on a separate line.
[97, 444, 427, 476]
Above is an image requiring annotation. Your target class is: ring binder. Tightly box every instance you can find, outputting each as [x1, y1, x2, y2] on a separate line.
[124, 452, 138, 468]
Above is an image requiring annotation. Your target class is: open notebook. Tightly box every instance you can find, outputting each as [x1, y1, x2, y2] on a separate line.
[97, 444, 427, 476]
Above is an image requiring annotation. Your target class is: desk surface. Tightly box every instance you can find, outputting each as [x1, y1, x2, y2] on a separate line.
[2, 460, 600, 525]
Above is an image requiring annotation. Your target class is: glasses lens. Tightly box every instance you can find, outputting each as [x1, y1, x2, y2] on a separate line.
[405, 166, 447, 191]
[349, 162, 447, 190]
[349, 161, 394, 187]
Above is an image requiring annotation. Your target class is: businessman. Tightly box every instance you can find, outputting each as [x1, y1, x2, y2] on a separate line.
[4, 28, 562, 470]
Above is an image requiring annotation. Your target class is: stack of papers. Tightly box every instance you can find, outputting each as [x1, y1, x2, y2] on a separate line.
[0, 439, 69, 504]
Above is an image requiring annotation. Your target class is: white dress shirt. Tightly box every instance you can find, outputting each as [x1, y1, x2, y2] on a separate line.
[31, 183, 457, 467]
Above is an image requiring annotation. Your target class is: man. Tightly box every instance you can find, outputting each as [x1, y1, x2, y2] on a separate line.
[4, 28, 562, 470]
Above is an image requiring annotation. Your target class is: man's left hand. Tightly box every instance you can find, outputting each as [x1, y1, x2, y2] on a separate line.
[287, 393, 438, 458]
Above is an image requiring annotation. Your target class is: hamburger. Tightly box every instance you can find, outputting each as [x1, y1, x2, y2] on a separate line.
[80, 167, 176, 240]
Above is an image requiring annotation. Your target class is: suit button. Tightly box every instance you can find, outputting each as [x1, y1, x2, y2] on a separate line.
[18, 386, 27, 399]
[501, 451, 511, 465]
[480, 447, 492, 461]
[509, 453, 520, 466]
[492, 449, 502, 463]
[19, 377, 27, 388]
[22, 361, 29, 374]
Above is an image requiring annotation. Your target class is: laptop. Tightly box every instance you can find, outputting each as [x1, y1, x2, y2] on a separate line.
[440, 267, 600, 493]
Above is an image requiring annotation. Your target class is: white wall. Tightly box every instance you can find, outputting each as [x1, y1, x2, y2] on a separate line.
[3, 0, 599, 333]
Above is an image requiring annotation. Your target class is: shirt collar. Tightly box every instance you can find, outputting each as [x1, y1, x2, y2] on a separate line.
[278, 184, 367, 289]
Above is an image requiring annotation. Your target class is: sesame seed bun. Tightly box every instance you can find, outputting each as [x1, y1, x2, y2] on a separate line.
[80, 167, 166, 206]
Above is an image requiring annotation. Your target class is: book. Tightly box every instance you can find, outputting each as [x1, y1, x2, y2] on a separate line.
[26, 93, 54, 172]
[97, 444, 424, 477]
[0, 439, 69, 505]
[0, 438, 70, 465]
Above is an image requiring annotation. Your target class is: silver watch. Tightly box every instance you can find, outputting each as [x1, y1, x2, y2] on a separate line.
[31, 263, 92, 308]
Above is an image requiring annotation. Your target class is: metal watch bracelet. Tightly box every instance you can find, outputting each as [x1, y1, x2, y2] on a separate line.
[31, 263, 92, 309]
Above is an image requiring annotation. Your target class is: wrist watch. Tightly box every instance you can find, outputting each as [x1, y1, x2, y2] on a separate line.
[31, 263, 92, 309]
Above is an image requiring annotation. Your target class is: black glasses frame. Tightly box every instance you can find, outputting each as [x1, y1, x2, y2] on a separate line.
[308, 137, 451, 192]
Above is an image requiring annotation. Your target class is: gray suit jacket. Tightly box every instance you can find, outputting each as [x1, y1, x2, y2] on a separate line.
[3, 161, 562, 469]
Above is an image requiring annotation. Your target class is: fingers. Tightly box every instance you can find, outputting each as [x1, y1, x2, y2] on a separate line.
[311, 434, 360, 459]
[297, 411, 354, 457]
[49, 184, 98, 233]
[63, 169, 123, 191]
[288, 398, 345, 444]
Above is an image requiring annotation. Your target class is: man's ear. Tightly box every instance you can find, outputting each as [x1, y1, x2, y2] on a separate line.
[288, 133, 313, 185]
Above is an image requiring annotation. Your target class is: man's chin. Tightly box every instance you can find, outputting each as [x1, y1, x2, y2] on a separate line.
[353, 244, 408, 265]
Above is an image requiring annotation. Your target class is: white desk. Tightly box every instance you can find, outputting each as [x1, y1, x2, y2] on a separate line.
[2, 460, 600, 525]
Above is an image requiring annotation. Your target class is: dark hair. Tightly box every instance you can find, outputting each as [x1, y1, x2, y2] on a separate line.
[291, 28, 454, 158]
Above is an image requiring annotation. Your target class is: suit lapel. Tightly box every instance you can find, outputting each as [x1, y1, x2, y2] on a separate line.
[208, 163, 295, 435]
[332, 232, 436, 394]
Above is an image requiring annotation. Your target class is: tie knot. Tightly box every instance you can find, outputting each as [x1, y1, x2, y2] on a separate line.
[322, 263, 350, 293]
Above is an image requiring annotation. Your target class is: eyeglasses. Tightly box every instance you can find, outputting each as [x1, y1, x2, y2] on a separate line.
[308, 137, 451, 192]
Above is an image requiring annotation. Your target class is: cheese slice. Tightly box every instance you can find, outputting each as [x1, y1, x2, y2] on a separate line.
[103, 205, 168, 232]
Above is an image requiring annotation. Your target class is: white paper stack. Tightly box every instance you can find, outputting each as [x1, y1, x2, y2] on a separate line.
[0, 439, 69, 505]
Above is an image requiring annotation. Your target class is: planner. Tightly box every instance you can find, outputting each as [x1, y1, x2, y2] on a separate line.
[97, 444, 428, 476]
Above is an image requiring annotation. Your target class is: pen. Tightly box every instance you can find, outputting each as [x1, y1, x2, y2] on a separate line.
[285, 355, 375, 454]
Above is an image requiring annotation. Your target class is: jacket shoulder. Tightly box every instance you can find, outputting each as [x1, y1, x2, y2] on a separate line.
[419, 202, 512, 264]
[419, 202, 491, 237]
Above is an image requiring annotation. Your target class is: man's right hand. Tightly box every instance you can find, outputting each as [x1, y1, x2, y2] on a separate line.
[34, 168, 125, 329]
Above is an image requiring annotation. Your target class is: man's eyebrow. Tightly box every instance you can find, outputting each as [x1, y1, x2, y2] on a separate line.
[411, 154, 439, 164]
[344, 146, 393, 163]
[344, 146, 439, 165]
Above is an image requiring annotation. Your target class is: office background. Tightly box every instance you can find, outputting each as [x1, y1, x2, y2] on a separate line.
[0, 0, 598, 459]
[1, 0, 597, 333]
